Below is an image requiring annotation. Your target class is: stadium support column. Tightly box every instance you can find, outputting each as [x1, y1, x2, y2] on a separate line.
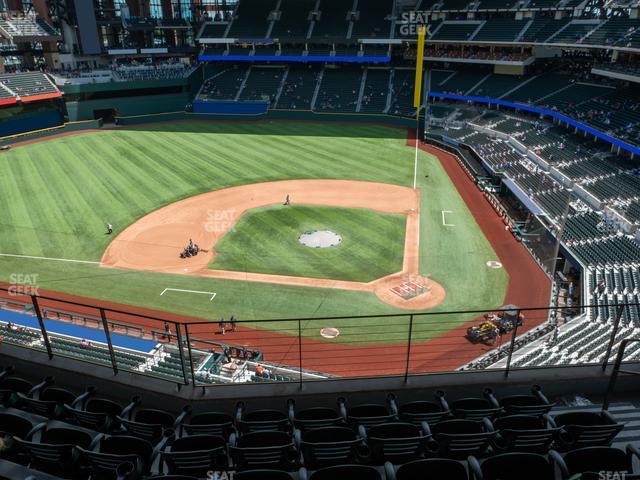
[412, 25, 426, 190]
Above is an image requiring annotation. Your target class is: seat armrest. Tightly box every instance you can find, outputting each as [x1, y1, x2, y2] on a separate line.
[338, 397, 348, 422]
[120, 396, 141, 418]
[549, 449, 570, 479]
[172, 404, 192, 428]
[387, 393, 399, 418]
[468, 455, 483, 480]
[28, 376, 54, 396]
[25, 421, 47, 440]
[384, 461, 397, 480]
[88, 433, 104, 450]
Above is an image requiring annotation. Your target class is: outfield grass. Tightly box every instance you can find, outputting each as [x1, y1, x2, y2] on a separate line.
[211, 205, 406, 282]
[0, 121, 508, 342]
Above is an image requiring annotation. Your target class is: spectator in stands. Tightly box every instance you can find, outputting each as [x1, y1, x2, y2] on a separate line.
[164, 322, 171, 340]
[79, 339, 92, 349]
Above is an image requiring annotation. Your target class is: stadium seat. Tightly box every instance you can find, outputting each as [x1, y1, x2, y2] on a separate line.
[14, 385, 90, 419]
[441, 390, 502, 420]
[159, 434, 228, 477]
[550, 445, 640, 479]
[360, 422, 432, 465]
[181, 411, 236, 438]
[428, 419, 495, 458]
[299, 464, 383, 480]
[77, 431, 169, 479]
[65, 394, 132, 433]
[468, 452, 555, 480]
[389, 394, 451, 425]
[485, 386, 554, 417]
[119, 401, 191, 441]
[338, 397, 397, 429]
[236, 402, 291, 433]
[294, 426, 365, 468]
[384, 458, 469, 480]
[288, 399, 344, 431]
[0, 411, 35, 462]
[0, 371, 52, 406]
[14, 423, 94, 478]
[550, 410, 624, 450]
[235, 470, 293, 480]
[229, 430, 298, 471]
[491, 415, 559, 453]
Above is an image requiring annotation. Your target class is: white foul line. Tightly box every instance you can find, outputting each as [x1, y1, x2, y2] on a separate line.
[441, 210, 455, 227]
[0, 253, 100, 264]
[160, 288, 217, 301]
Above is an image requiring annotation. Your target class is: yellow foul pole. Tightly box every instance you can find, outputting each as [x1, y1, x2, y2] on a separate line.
[412, 25, 426, 190]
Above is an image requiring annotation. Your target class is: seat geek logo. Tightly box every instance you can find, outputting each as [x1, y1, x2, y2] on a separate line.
[398, 12, 432, 37]
[207, 471, 235, 480]
[8, 273, 39, 296]
[598, 472, 626, 480]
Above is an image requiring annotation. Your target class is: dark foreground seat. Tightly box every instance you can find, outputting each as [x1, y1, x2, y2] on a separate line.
[468, 452, 555, 480]
[550, 410, 624, 450]
[15, 424, 94, 479]
[300, 464, 382, 480]
[159, 434, 228, 477]
[492, 414, 559, 453]
[486, 385, 554, 417]
[551, 445, 640, 480]
[385, 458, 469, 480]
[181, 411, 235, 438]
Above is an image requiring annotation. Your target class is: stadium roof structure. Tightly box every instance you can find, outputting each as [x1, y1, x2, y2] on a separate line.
[0, 15, 60, 43]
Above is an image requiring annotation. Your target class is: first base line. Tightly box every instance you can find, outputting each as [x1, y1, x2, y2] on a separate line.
[160, 288, 217, 301]
[0, 252, 100, 265]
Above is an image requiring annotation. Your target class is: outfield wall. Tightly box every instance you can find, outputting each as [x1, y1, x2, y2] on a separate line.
[66, 93, 190, 122]
[0, 119, 103, 147]
[114, 109, 418, 128]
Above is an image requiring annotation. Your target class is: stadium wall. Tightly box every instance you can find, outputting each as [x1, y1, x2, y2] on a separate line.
[0, 119, 102, 146]
[114, 109, 417, 127]
[66, 93, 190, 121]
[0, 104, 64, 137]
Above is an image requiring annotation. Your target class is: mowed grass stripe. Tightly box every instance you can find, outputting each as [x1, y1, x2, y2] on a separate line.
[11, 148, 87, 258]
[106, 135, 178, 208]
[114, 131, 203, 196]
[169, 131, 266, 187]
[0, 151, 42, 254]
[20, 148, 82, 258]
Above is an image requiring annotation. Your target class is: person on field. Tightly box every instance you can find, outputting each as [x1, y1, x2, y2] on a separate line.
[284, 194, 290, 205]
[106, 223, 113, 234]
[219, 318, 226, 335]
[230, 315, 237, 332]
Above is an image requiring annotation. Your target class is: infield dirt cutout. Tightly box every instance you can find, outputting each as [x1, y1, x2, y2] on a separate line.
[101, 179, 445, 309]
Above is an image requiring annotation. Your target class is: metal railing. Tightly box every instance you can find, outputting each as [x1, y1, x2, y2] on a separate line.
[0, 286, 638, 389]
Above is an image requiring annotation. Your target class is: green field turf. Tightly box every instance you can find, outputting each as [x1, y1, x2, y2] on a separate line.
[211, 205, 406, 282]
[0, 121, 508, 343]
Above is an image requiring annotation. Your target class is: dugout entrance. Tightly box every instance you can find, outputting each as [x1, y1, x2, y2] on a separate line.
[93, 108, 116, 123]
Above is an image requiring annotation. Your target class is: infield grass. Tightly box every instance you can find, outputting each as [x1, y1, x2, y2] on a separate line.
[211, 205, 406, 282]
[0, 120, 508, 342]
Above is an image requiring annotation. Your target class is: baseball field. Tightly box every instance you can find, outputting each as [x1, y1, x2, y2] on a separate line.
[0, 120, 512, 344]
